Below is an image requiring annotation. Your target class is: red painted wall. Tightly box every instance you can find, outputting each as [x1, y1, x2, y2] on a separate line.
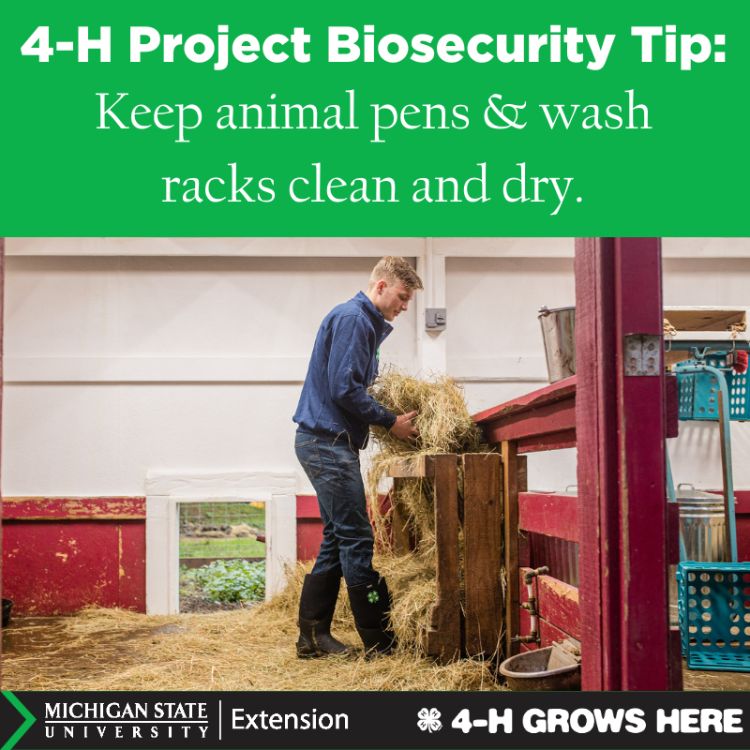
[725, 491, 750, 562]
[2, 498, 147, 615]
[296, 494, 323, 561]
[1, 495, 324, 616]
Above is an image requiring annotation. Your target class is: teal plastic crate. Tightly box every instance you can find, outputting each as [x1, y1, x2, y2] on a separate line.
[678, 561, 750, 672]
[676, 354, 750, 421]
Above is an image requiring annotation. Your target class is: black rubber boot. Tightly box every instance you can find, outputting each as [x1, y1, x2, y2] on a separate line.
[347, 577, 397, 657]
[296, 572, 352, 658]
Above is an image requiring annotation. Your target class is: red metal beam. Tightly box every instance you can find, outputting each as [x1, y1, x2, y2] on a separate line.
[518, 492, 579, 543]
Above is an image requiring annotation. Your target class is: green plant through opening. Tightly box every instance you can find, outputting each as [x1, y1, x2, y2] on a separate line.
[184, 559, 266, 603]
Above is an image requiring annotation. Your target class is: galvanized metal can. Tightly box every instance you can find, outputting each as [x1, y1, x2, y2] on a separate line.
[677, 490, 729, 563]
[669, 487, 729, 625]
[538, 306, 576, 383]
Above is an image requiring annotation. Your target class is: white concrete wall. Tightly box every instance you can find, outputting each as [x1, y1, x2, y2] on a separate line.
[2, 252, 420, 496]
[3, 237, 750, 498]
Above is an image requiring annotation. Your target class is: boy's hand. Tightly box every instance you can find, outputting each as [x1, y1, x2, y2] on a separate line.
[390, 410, 418, 440]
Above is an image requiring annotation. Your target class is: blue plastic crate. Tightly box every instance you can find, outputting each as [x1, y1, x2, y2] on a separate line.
[676, 355, 750, 421]
[678, 561, 750, 672]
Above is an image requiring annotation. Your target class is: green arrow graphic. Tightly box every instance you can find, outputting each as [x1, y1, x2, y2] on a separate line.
[1, 692, 36, 750]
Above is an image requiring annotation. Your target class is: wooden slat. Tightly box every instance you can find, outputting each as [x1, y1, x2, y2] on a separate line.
[502, 442, 522, 657]
[518, 492, 579, 543]
[386, 455, 434, 478]
[537, 576, 580, 640]
[463, 453, 503, 658]
[425, 454, 461, 662]
[663, 307, 747, 332]
[517, 429, 577, 454]
[180, 555, 264, 568]
[482, 398, 576, 446]
[520, 568, 580, 640]
[390, 479, 414, 554]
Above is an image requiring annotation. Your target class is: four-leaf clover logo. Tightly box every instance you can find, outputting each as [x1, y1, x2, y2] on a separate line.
[367, 590, 380, 604]
[417, 707, 442, 733]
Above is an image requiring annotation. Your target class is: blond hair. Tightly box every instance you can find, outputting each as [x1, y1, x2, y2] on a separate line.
[368, 256, 424, 291]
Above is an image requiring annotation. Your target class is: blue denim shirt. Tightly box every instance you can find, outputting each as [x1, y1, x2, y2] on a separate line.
[293, 291, 397, 448]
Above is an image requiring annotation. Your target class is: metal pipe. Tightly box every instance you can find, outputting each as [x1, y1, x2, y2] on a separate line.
[513, 567, 550, 644]
[674, 364, 738, 562]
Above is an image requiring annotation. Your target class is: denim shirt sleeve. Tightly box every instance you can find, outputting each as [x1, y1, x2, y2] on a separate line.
[327, 314, 397, 429]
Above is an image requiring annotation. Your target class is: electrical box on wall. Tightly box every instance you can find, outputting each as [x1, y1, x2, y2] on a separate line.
[426, 308, 447, 331]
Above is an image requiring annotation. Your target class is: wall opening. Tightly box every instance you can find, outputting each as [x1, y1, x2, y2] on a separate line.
[178, 499, 267, 613]
[145, 470, 297, 615]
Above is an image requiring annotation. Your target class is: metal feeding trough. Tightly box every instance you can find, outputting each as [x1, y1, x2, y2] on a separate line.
[499, 638, 581, 691]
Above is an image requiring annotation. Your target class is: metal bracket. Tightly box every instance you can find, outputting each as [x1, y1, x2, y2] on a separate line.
[425, 307, 447, 331]
[624, 334, 661, 376]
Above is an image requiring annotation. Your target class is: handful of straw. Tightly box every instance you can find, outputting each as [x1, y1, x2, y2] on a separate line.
[369, 371, 483, 455]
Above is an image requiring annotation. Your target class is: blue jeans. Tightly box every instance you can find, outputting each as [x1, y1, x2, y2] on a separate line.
[295, 429, 378, 587]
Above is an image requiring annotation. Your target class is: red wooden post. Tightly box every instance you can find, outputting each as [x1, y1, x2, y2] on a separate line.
[575, 238, 619, 689]
[576, 238, 671, 690]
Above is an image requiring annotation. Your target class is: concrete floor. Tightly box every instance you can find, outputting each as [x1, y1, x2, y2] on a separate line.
[3, 616, 750, 690]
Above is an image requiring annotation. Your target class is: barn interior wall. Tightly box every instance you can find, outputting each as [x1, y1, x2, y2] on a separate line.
[3, 238, 750, 497]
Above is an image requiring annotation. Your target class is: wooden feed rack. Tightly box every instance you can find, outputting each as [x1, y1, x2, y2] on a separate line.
[386, 452, 504, 664]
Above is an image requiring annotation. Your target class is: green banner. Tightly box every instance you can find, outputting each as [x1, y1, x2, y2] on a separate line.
[0, 2, 746, 236]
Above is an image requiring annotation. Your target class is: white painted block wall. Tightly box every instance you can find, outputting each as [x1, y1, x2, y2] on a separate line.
[3, 237, 750, 499]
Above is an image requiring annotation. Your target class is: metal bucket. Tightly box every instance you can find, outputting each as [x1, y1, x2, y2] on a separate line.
[677, 490, 729, 563]
[538, 306, 576, 382]
[668, 488, 729, 626]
